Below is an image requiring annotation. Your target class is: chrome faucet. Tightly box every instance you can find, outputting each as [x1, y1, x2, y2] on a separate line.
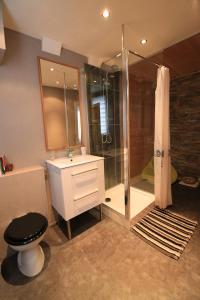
[66, 148, 73, 158]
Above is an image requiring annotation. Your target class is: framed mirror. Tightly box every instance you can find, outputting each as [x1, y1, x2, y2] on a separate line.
[38, 58, 82, 151]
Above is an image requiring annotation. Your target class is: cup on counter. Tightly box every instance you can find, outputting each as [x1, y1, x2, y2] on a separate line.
[81, 146, 87, 155]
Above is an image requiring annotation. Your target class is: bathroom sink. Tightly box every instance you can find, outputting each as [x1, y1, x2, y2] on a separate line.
[46, 154, 105, 230]
[46, 155, 104, 169]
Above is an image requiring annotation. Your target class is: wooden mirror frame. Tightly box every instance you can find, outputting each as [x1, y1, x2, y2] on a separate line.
[38, 57, 84, 151]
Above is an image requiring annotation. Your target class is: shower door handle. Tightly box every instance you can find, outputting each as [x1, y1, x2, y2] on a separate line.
[101, 134, 112, 144]
[154, 150, 164, 157]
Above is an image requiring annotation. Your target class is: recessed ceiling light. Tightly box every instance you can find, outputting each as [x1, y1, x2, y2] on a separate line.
[56, 81, 59, 85]
[93, 80, 97, 83]
[50, 67, 54, 71]
[102, 9, 110, 18]
[140, 39, 147, 45]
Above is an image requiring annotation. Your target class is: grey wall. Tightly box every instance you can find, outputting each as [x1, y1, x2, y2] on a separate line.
[0, 29, 87, 169]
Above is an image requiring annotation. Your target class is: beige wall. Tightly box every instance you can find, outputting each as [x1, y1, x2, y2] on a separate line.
[0, 29, 88, 232]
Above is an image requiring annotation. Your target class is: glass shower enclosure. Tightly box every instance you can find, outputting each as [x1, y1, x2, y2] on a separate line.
[85, 59, 126, 216]
[85, 30, 158, 220]
[128, 52, 156, 218]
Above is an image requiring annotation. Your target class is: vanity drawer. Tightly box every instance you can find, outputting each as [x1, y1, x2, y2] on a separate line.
[47, 155, 105, 221]
[71, 162, 98, 198]
[73, 189, 99, 216]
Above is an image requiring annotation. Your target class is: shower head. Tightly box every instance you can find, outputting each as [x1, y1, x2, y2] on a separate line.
[100, 63, 112, 72]
[100, 63, 121, 73]
[111, 64, 121, 72]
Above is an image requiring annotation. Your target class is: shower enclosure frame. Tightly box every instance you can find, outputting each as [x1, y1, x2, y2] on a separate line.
[121, 24, 131, 220]
[122, 24, 163, 220]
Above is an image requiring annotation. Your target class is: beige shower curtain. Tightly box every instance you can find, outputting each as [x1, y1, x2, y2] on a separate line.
[154, 66, 172, 209]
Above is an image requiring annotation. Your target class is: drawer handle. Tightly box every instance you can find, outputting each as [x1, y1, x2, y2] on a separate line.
[74, 189, 98, 201]
[71, 167, 98, 176]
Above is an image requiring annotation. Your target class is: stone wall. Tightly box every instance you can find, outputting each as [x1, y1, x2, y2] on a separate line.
[170, 71, 200, 177]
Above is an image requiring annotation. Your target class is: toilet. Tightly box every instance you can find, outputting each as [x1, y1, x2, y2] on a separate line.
[4, 212, 48, 277]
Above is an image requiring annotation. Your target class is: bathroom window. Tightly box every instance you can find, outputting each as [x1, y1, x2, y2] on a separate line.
[92, 96, 108, 134]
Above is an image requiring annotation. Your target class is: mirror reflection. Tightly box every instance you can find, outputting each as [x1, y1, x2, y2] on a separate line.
[39, 58, 82, 151]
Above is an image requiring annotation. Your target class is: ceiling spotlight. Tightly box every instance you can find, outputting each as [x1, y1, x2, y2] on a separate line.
[56, 81, 59, 85]
[50, 67, 54, 71]
[93, 80, 97, 83]
[102, 9, 110, 18]
[140, 39, 147, 45]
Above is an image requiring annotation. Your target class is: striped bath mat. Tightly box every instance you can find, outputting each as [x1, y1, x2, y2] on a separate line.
[131, 207, 198, 260]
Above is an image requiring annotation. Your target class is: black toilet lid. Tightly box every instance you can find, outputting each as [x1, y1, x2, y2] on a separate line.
[4, 213, 48, 246]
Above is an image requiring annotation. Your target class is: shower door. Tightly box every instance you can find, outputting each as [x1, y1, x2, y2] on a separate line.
[85, 63, 125, 215]
[128, 52, 157, 218]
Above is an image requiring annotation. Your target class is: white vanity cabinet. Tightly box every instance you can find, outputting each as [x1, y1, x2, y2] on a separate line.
[46, 155, 105, 228]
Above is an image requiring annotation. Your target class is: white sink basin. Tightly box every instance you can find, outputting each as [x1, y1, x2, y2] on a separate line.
[46, 155, 103, 169]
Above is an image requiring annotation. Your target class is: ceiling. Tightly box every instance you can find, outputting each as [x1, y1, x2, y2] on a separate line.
[3, 0, 200, 63]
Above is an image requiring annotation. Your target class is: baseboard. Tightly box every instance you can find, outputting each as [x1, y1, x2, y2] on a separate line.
[102, 204, 130, 229]
[130, 201, 155, 226]
[49, 220, 57, 227]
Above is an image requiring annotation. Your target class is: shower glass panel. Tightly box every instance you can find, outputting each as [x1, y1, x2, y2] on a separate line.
[128, 52, 156, 218]
[85, 58, 125, 215]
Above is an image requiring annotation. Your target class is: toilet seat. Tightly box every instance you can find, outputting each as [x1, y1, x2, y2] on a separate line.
[4, 212, 48, 277]
[4, 213, 48, 246]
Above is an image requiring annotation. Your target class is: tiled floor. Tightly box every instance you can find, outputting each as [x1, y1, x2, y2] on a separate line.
[1, 184, 200, 300]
